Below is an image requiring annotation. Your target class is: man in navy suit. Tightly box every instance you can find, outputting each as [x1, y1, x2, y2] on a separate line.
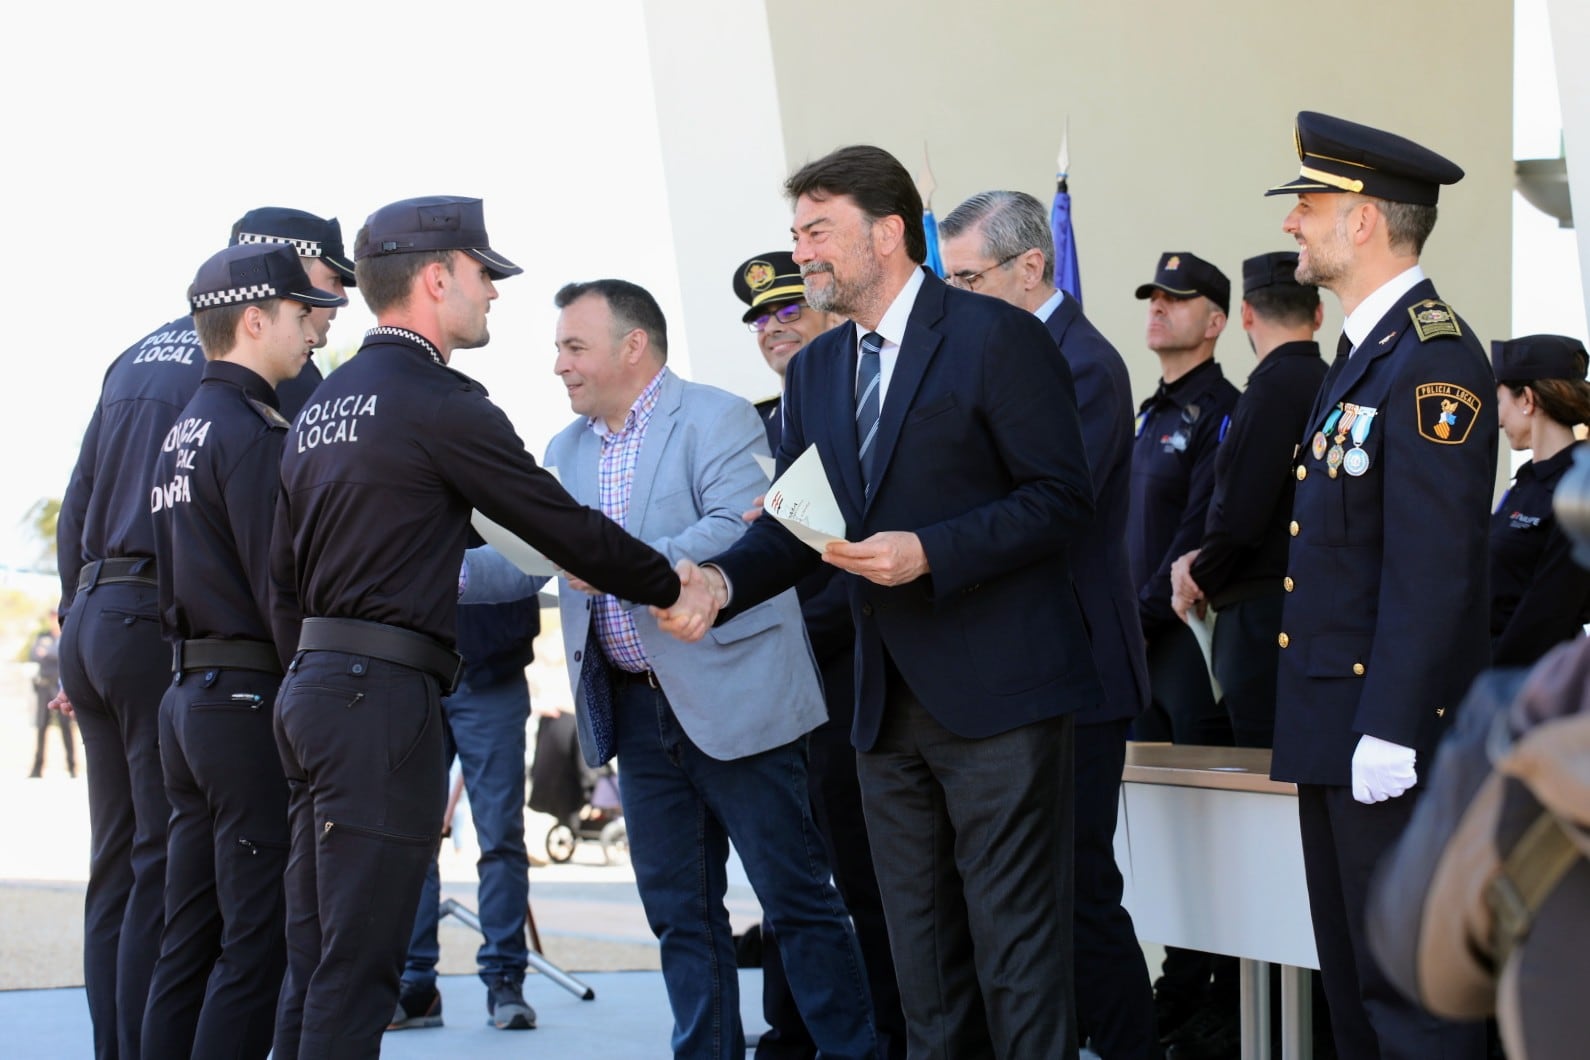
[1267, 111, 1493, 1060]
[938, 190, 1156, 1060]
[657, 145, 1101, 1059]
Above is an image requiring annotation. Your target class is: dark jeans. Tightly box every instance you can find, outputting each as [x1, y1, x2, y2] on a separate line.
[271, 652, 446, 1060]
[1073, 719, 1156, 1059]
[143, 668, 289, 1060]
[612, 675, 876, 1060]
[1297, 784, 1486, 1060]
[58, 581, 172, 1060]
[403, 672, 532, 991]
[1212, 593, 1284, 749]
[858, 685, 1077, 1060]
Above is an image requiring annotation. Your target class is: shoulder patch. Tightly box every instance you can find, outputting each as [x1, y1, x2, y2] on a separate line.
[247, 397, 292, 430]
[1408, 299, 1461, 342]
[1414, 382, 1481, 445]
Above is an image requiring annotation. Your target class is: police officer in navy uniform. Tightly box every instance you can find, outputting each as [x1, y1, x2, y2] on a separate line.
[1129, 251, 1241, 749]
[227, 207, 359, 419]
[55, 205, 352, 1060]
[732, 250, 906, 1060]
[1268, 110, 1495, 1059]
[1172, 252, 1327, 750]
[1489, 334, 1590, 666]
[267, 196, 692, 1059]
[142, 245, 346, 1059]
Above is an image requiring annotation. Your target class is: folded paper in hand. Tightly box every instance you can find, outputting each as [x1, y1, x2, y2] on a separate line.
[765, 444, 848, 552]
[470, 465, 563, 577]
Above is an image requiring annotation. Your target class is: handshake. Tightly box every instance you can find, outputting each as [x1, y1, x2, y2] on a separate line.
[649, 559, 729, 642]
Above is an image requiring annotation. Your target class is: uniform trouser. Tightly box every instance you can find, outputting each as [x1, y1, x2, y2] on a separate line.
[33, 686, 76, 775]
[58, 581, 172, 1060]
[1212, 593, 1284, 749]
[759, 656, 905, 1060]
[1139, 620, 1232, 746]
[271, 652, 446, 1060]
[613, 675, 877, 1060]
[1297, 784, 1486, 1060]
[142, 667, 290, 1060]
[1072, 719, 1157, 1060]
[858, 681, 1077, 1060]
[402, 672, 532, 992]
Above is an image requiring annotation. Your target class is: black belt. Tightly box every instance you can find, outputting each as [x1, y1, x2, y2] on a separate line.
[78, 557, 157, 592]
[611, 667, 659, 689]
[296, 617, 463, 695]
[173, 638, 282, 675]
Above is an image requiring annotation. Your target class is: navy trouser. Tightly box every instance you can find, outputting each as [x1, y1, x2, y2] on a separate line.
[402, 672, 532, 990]
[613, 675, 877, 1060]
[58, 580, 171, 1060]
[271, 652, 446, 1060]
[142, 667, 289, 1059]
[1212, 593, 1284, 750]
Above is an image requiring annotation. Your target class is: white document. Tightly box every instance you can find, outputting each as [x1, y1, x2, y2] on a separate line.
[764, 444, 848, 552]
[469, 466, 563, 577]
[1186, 609, 1223, 702]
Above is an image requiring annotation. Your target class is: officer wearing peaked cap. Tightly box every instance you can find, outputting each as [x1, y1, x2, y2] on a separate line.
[268, 195, 689, 1059]
[54, 203, 353, 1060]
[142, 245, 345, 1060]
[229, 207, 357, 419]
[1268, 111, 1494, 1059]
[1488, 334, 1590, 666]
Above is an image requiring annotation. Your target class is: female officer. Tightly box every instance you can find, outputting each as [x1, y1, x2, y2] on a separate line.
[1490, 334, 1590, 665]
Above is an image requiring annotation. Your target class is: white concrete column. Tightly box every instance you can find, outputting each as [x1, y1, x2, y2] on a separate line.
[1549, 0, 1590, 317]
[640, 0, 795, 403]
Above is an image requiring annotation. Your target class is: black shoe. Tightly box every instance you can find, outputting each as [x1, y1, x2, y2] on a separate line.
[386, 985, 443, 1030]
[487, 978, 536, 1030]
[1165, 1008, 1241, 1060]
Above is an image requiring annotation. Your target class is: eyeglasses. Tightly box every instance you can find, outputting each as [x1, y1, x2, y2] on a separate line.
[748, 302, 806, 332]
[946, 251, 1022, 291]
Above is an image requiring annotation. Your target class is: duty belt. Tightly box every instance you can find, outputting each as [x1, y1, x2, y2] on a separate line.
[77, 557, 157, 592]
[173, 638, 282, 676]
[296, 617, 464, 695]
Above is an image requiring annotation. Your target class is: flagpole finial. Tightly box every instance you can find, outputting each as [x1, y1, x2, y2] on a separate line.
[1056, 118, 1071, 180]
[916, 141, 938, 209]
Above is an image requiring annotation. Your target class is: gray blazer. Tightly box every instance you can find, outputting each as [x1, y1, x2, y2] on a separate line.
[465, 369, 825, 765]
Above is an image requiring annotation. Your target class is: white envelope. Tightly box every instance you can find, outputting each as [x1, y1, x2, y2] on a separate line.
[469, 465, 563, 577]
[764, 444, 848, 552]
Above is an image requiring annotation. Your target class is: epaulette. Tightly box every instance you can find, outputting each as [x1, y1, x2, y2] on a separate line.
[1408, 299, 1462, 342]
[247, 397, 292, 430]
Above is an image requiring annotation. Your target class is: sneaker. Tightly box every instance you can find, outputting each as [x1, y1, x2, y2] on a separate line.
[386, 985, 443, 1031]
[487, 978, 536, 1030]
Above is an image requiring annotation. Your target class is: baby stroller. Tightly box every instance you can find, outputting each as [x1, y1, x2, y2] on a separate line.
[528, 712, 627, 864]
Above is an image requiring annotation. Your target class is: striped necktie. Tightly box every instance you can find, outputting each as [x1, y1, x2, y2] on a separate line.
[856, 331, 883, 491]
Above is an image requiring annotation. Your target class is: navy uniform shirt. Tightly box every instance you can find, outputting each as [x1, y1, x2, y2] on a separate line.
[1191, 340, 1328, 608]
[1489, 440, 1590, 666]
[150, 360, 291, 646]
[270, 328, 679, 659]
[1128, 357, 1241, 636]
[1272, 281, 1497, 786]
[58, 316, 204, 617]
[276, 359, 323, 422]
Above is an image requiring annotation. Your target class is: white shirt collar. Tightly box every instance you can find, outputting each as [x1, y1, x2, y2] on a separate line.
[1034, 287, 1066, 322]
[1344, 264, 1426, 355]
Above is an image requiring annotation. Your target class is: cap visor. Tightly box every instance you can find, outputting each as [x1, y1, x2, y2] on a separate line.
[289, 285, 349, 308]
[1264, 175, 1338, 197]
[325, 252, 358, 286]
[1134, 282, 1200, 300]
[465, 246, 523, 280]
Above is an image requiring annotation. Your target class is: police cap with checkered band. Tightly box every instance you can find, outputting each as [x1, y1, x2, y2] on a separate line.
[230, 207, 357, 285]
[354, 196, 523, 280]
[188, 243, 349, 314]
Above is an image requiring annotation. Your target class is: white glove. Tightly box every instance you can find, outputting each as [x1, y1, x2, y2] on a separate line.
[1351, 734, 1418, 804]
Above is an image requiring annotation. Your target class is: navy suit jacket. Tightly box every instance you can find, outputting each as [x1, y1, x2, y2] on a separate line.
[1043, 297, 1150, 727]
[711, 269, 1103, 751]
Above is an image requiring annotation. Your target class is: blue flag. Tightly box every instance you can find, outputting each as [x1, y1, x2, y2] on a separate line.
[1051, 179, 1082, 305]
[923, 209, 944, 278]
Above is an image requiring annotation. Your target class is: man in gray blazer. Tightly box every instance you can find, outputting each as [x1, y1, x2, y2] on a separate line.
[467, 279, 876, 1059]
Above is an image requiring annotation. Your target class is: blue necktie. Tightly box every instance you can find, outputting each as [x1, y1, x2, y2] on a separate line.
[577, 624, 616, 762]
[856, 332, 883, 492]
